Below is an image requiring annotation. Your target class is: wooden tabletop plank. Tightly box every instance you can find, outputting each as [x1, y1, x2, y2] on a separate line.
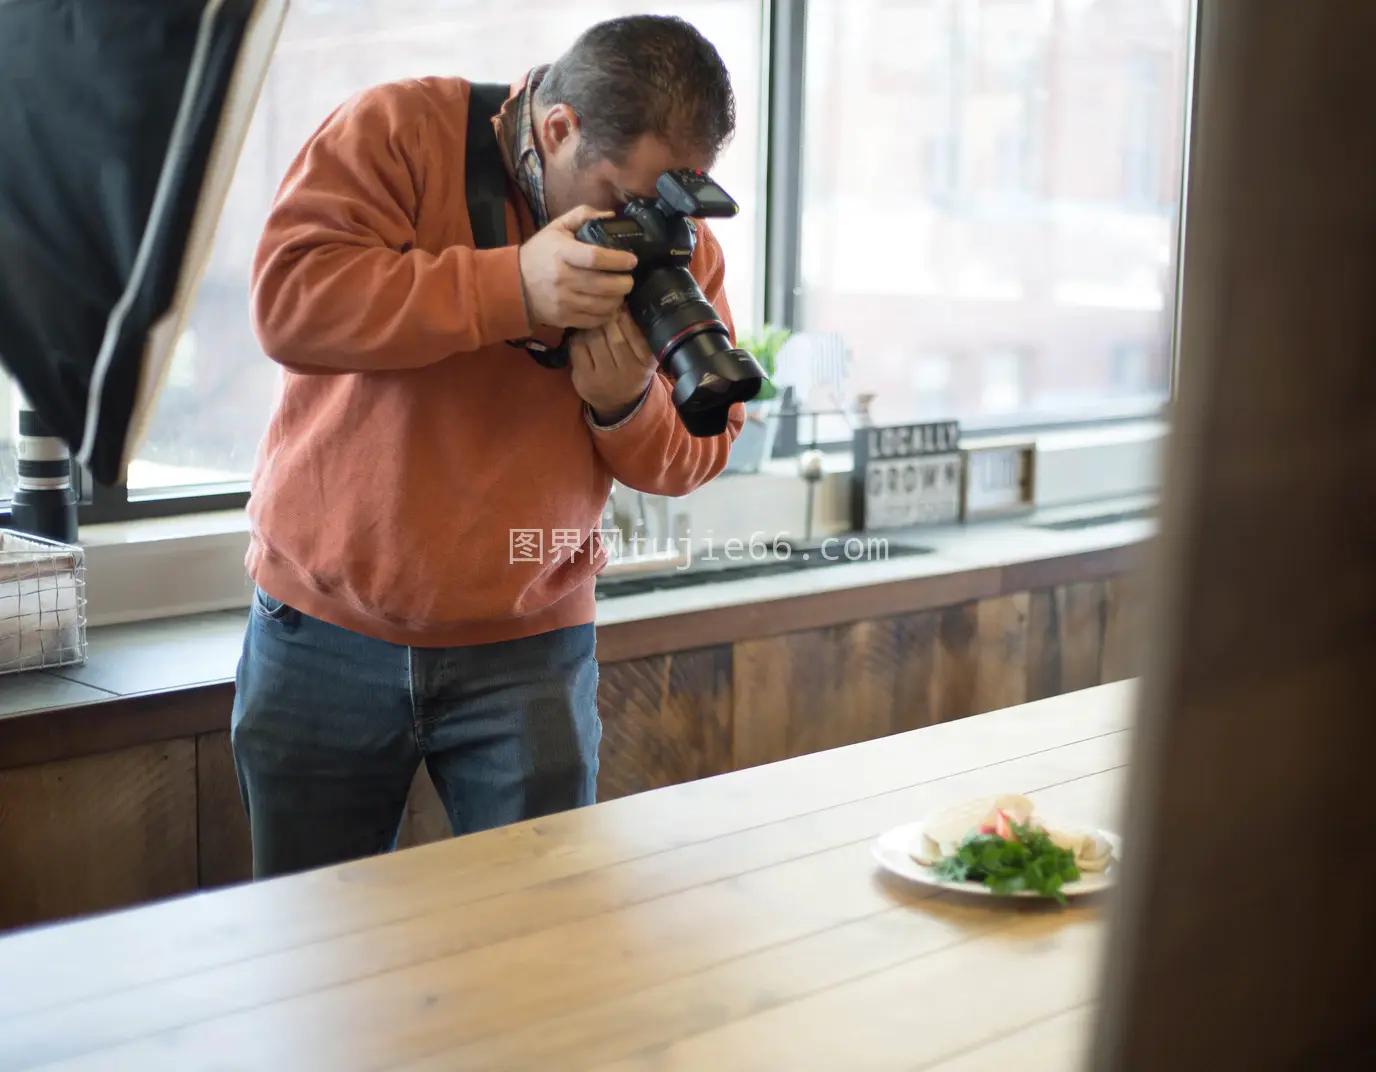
[399, 772, 1124, 1072]
[0, 682, 1133, 1072]
[594, 916, 1103, 1072]
[0, 682, 1133, 1022]
[922, 1007, 1094, 1072]
[4, 765, 1125, 1072]
[403, 899, 1008, 1072]
[1, 740, 1126, 1068]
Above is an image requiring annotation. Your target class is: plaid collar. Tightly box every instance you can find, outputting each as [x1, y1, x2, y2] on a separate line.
[497, 65, 550, 231]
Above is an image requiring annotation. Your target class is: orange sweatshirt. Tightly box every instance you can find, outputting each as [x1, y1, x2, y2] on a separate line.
[245, 76, 745, 648]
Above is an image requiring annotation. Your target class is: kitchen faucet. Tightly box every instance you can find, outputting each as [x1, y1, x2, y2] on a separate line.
[603, 484, 673, 560]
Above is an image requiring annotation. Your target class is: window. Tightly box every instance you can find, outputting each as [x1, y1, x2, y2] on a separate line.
[1109, 340, 1152, 394]
[981, 347, 1028, 414]
[796, 0, 1192, 431]
[1, 0, 1193, 535]
[1122, 50, 1167, 207]
[908, 352, 957, 417]
[0, 1, 766, 517]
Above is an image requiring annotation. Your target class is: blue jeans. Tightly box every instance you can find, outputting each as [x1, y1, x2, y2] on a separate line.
[230, 588, 601, 879]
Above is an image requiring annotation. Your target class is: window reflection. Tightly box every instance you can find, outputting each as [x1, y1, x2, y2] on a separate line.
[800, 0, 1190, 428]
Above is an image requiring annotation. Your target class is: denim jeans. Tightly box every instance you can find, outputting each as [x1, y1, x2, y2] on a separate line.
[230, 587, 601, 879]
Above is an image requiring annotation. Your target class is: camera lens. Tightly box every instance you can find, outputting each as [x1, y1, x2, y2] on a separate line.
[627, 267, 765, 435]
[628, 267, 723, 356]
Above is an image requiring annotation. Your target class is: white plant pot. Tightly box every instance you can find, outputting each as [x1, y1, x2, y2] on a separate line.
[724, 398, 780, 474]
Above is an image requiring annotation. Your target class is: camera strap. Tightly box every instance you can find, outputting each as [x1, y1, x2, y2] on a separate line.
[464, 80, 570, 369]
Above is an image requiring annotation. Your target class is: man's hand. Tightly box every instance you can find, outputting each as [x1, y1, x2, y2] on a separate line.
[518, 206, 637, 329]
[570, 310, 660, 424]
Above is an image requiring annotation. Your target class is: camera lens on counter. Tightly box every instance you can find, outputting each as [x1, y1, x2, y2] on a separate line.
[10, 404, 78, 544]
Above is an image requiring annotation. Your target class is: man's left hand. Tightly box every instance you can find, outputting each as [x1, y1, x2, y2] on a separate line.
[569, 310, 659, 425]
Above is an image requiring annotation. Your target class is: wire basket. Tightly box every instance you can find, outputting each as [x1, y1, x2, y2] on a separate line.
[0, 530, 88, 676]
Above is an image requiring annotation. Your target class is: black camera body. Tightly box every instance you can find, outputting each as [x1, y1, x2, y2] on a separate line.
[574, 170, 766, 437]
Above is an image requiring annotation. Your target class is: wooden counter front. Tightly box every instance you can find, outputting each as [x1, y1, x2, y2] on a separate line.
[0, 680, 1134, 1072]
[0, 541, 1145, 934]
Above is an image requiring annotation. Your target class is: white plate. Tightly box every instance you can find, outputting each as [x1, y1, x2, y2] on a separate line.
[871, 819, 1121, 899]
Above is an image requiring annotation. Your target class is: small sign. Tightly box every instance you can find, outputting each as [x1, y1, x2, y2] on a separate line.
[852, 421, 962, 531]
[961, 440, 1037, 521]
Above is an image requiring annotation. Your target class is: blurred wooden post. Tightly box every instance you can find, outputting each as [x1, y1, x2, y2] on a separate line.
[1090, 1, 1376, 1068]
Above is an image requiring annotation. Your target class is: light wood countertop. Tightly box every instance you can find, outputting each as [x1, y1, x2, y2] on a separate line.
[0, 680, 1135, 1071]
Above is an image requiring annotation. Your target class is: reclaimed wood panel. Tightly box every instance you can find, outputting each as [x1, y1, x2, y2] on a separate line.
[885, 609, 942, 734]
[1057, 582, 1108, 695]
[338, 575, 1142, 841]
[929, 595, 1032, 723]
[970, 592, 1032, 714]
[1028, 583, 1114, 701]
[0, 741, 197, 932]
[1024, 588, 1064, 702]
[597, 645, 734, 801]
[0, 573, 1145, 933]
[195, 732, 252, 890]
[733, 614, 935, 768]
[928, 601, 978, 722]
[730, 583, 1142, 772]
[1100, 572, 1144, 682]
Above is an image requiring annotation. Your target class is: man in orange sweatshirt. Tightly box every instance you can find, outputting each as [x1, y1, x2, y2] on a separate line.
[231, 15, 745, 879]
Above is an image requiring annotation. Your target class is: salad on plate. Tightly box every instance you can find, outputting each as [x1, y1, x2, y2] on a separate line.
[909, 794, 1116, 903]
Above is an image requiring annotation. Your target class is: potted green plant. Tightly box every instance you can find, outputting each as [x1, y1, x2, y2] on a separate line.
[725, 324, 791, 473]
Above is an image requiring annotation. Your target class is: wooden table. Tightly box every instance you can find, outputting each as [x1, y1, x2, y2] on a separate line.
[0, 680, 1135, 1072]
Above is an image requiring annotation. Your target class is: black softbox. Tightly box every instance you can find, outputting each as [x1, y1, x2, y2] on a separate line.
[0, 0, 287, 487]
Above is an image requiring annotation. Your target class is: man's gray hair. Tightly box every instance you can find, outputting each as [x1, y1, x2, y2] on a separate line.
[536, 14, 737, 167]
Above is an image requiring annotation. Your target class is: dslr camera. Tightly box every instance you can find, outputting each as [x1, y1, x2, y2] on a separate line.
[574, 169, 766, 437]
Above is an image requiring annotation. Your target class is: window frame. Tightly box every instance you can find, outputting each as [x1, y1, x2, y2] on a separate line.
[1, 0, 1195, 529]
[82, 479, 251, 524]
[0, 465, 249, 530]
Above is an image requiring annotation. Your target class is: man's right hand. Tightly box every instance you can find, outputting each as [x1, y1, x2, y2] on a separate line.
[518, 206, 638, 329]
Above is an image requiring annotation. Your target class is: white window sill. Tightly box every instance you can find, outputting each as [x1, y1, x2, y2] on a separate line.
[81, 510, 256, 628]
[76, 419, 1167, 628]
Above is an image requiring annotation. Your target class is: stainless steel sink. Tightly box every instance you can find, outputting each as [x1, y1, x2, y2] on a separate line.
[1031, 506, 1156, 531]
[594, 539, 933, 600]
